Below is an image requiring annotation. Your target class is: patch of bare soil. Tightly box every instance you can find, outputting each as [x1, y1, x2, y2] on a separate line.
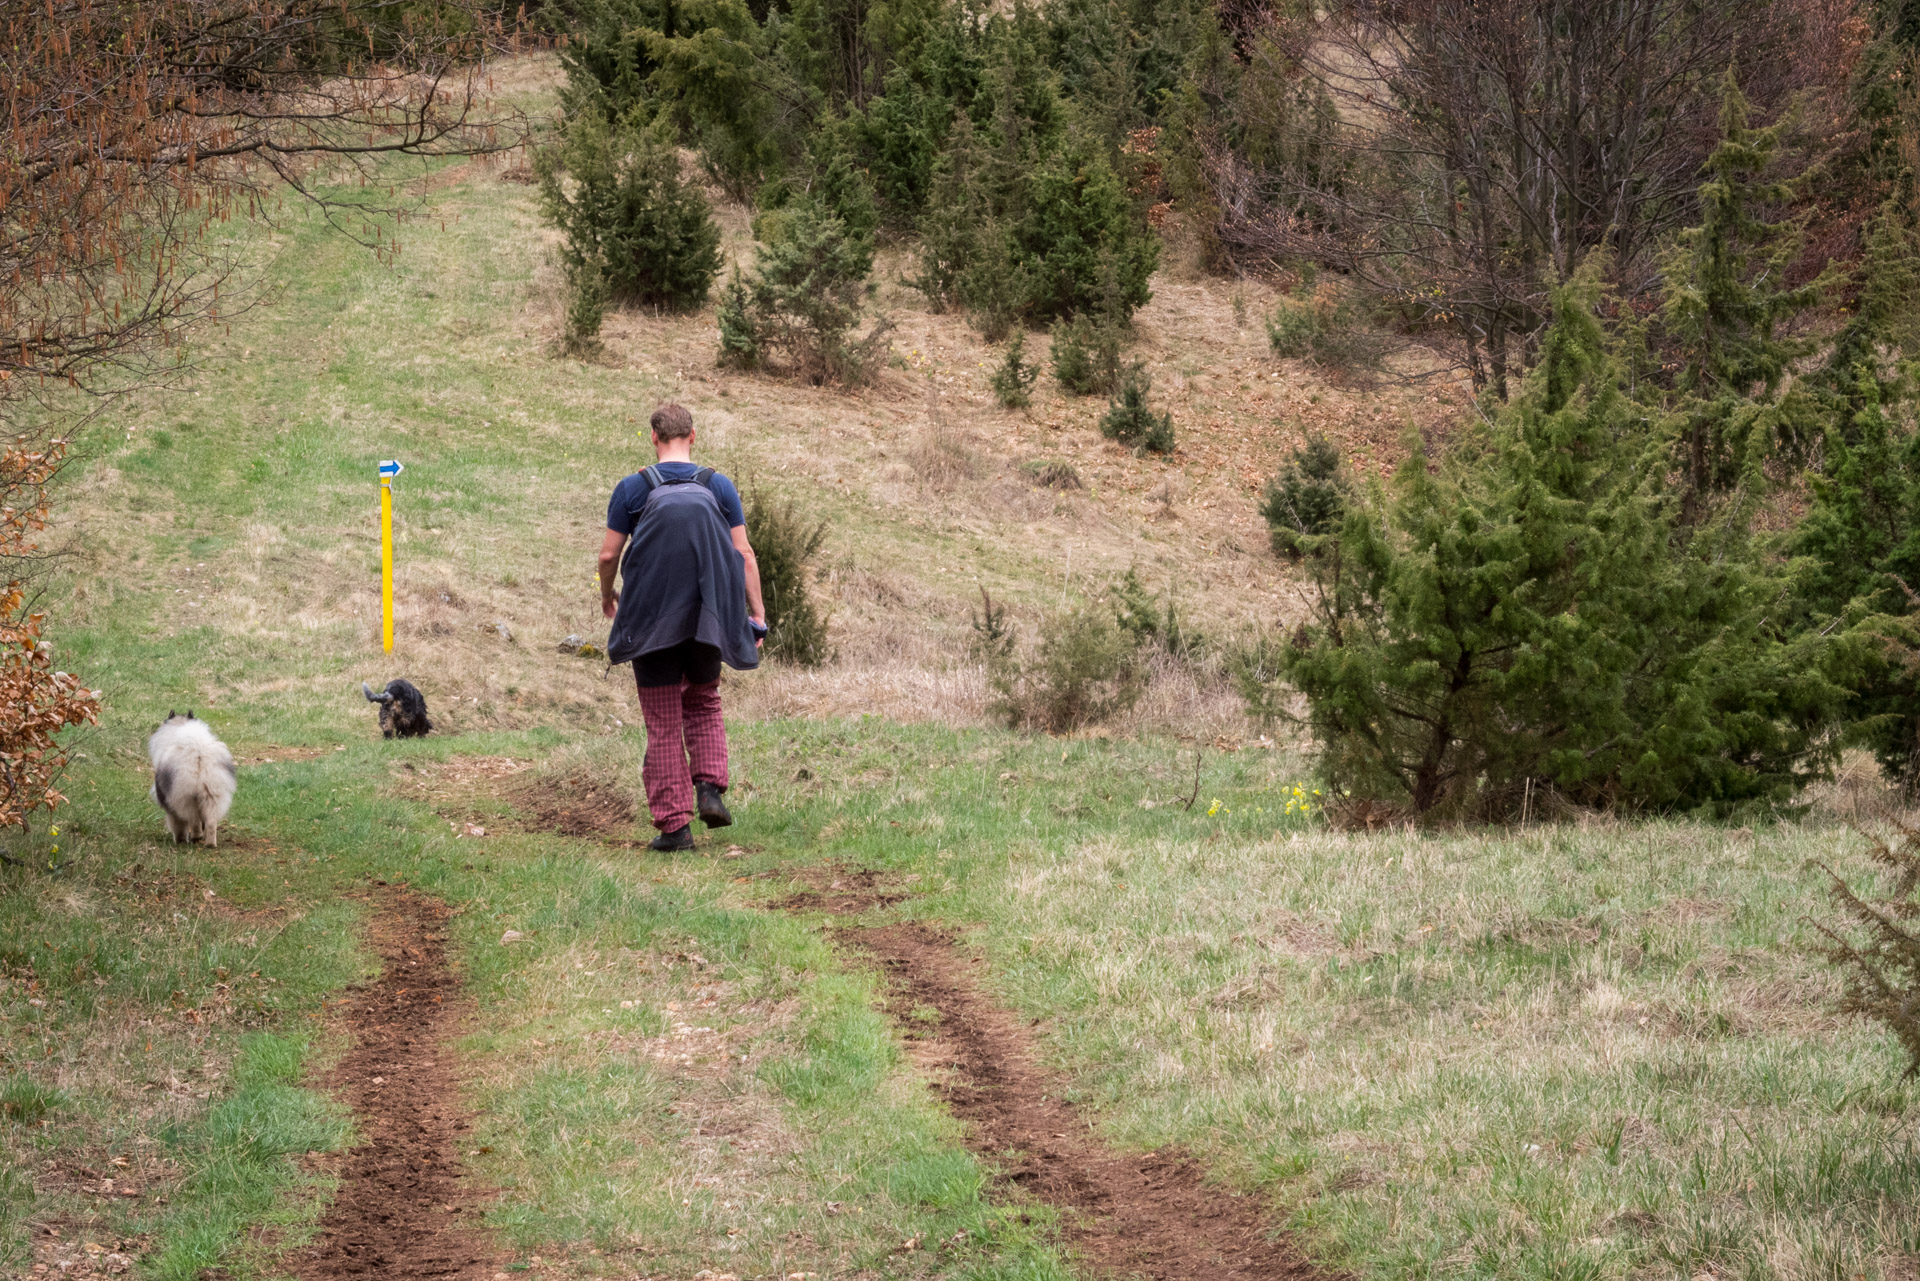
[770, 865, 910, 915]
[392, 756, 651, 844]
[292, 889, 497, 1281]
[502, 768, 637, 837]
[240, 745, 336, 764]
[393, 756, 535, 795]
[850, 922, 1327, 1281]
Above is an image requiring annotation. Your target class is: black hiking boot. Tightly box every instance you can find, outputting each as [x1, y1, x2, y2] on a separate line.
[696, 781, 733, 829]
[649, 824, 695, 852]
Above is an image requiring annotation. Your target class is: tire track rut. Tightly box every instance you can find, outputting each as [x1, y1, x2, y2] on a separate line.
[846, 920, 1328, 1281]
[294, 888, 497, 1281]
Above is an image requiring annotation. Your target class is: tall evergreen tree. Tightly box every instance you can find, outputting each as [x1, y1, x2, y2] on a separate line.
[853, 67, 947, 223]
[556, 0, 693, 119]
[1259, 435, 1348, 560]
[911, 111, 989, 308]
[804, 124, 880, 276]
[638, 1, 785, 199]
[1045, 0, 1214, 143]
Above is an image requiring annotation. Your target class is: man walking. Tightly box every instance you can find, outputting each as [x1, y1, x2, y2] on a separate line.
[599, 404, 766, 851]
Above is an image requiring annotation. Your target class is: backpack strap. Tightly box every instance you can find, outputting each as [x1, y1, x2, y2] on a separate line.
[631, 465, 719, 523]
[641, 464, 716, 491]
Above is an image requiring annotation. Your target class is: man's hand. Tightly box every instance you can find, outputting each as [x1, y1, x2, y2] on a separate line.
[750, 616, 768, 649]
[597, 529, 627, 621]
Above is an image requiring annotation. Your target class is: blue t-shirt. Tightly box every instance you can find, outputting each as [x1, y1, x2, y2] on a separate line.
[607, 463, 745, 535]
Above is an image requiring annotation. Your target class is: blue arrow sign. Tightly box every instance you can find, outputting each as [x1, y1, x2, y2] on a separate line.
[378, 459, 404, 479]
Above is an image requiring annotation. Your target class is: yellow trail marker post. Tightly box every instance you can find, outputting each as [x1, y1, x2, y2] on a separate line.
[378, 459, 403, 652]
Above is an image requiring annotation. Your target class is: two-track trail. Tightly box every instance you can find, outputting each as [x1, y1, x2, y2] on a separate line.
[847, 920, 1328, 1281]
[294, 888, 498, 1281]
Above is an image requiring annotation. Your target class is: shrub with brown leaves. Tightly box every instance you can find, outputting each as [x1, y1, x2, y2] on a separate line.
[0, 439, 99, 830]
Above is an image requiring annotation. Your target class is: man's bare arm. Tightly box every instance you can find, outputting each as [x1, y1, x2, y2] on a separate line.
[598, 528, 626, 620]
[731, 525, 765, 621]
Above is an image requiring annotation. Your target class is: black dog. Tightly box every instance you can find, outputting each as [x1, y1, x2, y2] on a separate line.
[361, 680, 432, 739]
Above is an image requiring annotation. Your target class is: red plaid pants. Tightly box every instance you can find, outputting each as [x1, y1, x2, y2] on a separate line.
[635, 678, 728, 832]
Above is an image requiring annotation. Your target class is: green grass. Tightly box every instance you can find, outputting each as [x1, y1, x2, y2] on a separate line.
[2, 65, 1916, 1281]
[731, 728, 1920, 1280]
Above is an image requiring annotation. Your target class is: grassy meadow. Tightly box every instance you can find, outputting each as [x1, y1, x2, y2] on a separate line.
[3, 59, 1918, 1281]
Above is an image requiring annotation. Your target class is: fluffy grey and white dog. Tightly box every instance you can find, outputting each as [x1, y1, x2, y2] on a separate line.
[148, 712, 237, 847]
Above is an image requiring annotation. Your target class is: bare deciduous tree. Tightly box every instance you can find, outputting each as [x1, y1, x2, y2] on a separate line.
[1187, 0, 1857, 395]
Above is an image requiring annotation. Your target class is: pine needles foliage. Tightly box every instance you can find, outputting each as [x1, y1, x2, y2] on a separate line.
[1269, 261, 1848, 820]
[990, 330, 1040, 408]
[1791, 198, 1920, 782]
[989, 601, 1144, 733]
[1660, 71, 1837, 508]
[561, 256, 611, 355]
[1098, 368, 1173, 452]
[1049, 311, 1125, 394]
[718, 202, 888, 384]
[800, 124, 879, 277]
[911, 112, 988, 310]
[535, 112, 723, 312]
[745, 484, 832, 666]
[1259, 434, 1347, 560]
[1109, 568, 1196, 658]
[909, 20, 1160, 335]
[852, 65, 949, 224]
[1009, 140, 1158, 322]
[968, 586, 1015, 664]
[715, 267, 759, 368]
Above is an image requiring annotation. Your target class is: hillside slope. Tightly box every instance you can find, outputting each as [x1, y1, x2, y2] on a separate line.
[58, 55, 1465, 744]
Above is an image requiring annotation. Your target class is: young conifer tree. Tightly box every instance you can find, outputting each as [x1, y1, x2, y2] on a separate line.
[1660, 70, 1836, 510]
[1098, 369, 1173, 452]
[715, 267, 760, 368]
[913, 112, 989, 311]
[535, 113, 722, 312]
[990, 330, 1040, 407]
[723, 202, 885, 384]
[746, 485, 832, 666]
[1259, 435, 1347, 560]
[806, 124, 880, 277]
[1817, 824, 1920, 1077]
[1011, 140, 1158, 322]
[854, 66, 950, 224]
[1276, 259, 1844, 819]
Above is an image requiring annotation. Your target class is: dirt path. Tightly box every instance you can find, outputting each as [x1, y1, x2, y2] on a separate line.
[848, 921, 1328, 1281]
[294, 889, 497, 1281]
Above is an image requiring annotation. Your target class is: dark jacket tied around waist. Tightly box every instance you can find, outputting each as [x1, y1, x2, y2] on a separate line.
[607, 472, 760, 671]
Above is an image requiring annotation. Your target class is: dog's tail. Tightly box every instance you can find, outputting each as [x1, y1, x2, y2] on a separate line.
[362, 681, 394, 705]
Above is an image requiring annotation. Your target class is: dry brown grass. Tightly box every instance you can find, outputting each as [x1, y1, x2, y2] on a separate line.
[1804, 749, 1916, 826]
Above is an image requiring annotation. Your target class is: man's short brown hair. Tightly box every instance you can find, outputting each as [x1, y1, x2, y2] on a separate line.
[650, 403, 694, 440]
